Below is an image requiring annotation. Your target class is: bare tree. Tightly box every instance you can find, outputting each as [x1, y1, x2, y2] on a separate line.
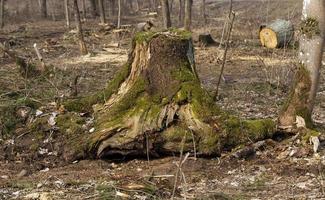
[178, 0, 184, 26]
[40, 0, 47, 18]
[135, 0, 140, 12]
[117, 0, 121, 28]
[184, 0, 192, 30]
[279, 0, 325, 129]
[89, 0, 98, 17]
[64, 0, 70, 28]
[73, 0, 88, 55]
[0, 0, 4, 29]
[98, 0, 106, 24]
[161, 0, 171, 29]
[201, 0, 207, 25]
[82, 0, 87, 21]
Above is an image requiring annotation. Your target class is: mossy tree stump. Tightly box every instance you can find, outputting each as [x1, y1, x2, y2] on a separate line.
[64, 30, 276, 159]
[278, 2, 325, 131]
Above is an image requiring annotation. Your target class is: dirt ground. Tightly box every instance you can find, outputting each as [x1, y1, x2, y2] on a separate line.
[0, 0, 325, 199]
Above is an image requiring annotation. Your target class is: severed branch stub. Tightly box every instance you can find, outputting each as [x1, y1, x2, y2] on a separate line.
[33, 43, 46, 70]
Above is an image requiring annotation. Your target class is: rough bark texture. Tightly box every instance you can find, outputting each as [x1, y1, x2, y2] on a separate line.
[279, 0, 325, 130]
[259, 19, 294, 48]
[161, 0, 171, 29]
[184, 0, 192, 30]
[73, 0, 88, 55]
[63, 31, 276, 159]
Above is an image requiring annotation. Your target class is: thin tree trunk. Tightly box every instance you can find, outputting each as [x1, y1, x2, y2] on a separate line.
[0, 0, 4, 29]
[135, 0, 140, 12]
[184, 0, 192, 30]
[111, 0, 116, 16]
[279, 0, 325, 129]
[64, 0, 71, 28]
[161, 0, 171, 29]
[169, 0, 174, 13]
[98, 0, 106, 24]
[73, 0, 88, 55]
[40, 0, 47, 18]
[178, 0, 184, 27]
[82, 0, 86, 21]
[117, 0, 121, 28]
[201, 0, 207, 25]
[89, 0, 98, 17]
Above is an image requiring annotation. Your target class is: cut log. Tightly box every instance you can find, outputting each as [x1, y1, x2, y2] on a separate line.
[61, 30, 276, 160]
[198, 33, 216, 46]
[259, 19, 294, 48]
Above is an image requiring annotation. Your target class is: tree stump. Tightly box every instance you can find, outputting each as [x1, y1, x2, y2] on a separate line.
[198, 33, 216, 46]
[63, 30, 276, 159]
[259, 19, 294, 48]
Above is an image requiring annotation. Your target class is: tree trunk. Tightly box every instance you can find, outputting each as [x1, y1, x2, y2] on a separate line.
[98, 0, 106, 24]
[278, 0, 325, 130]
[73, 0, 88, 55]
[63, 31, 276, 159]
[201, 0, 207, 25]
[0, 0, 4, 29]
[184, 0, 192, 30]
[110, 0, 116, 16]
[117, 0, 121, 28]
[178, 0, 184, 27]
[161, 0, 171, 29]
[135, 0, 140, 12]
[89, 0, 98, 18]
[64, 0, 70, 28]
[169, 0, 174, 13]
[40, 0, 47, 18]
[82, 0, 87, 21]
[259, 19, 294, 49]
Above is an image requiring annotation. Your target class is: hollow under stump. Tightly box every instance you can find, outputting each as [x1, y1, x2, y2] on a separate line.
[64, 30, 276, 159]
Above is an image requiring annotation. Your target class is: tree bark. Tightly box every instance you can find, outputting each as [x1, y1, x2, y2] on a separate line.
[40, 0, 47, 18]
[201, 0, 207, 25]
[135, 0, 140, 12]
[279, 0, 325, 130]
[117, 0, 121, 28]
[89, 0, 98, 18]
[82, 0, 87, 21]
[63, 31, 276, 159]
[73, 0, 88, 55]
[184, 0, 192, 30]
[178, 0, 184, 27]
[98, 0, 106, 24]
[161, 0, 171, 29]
[64, 0, 71, 28]
[0, 0, 4, 29]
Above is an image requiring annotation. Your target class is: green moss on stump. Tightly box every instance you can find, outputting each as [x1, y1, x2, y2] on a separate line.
[279, 64, 313, 128]
[64, 63, 132, 112]
[61, 30, 277, 157]
[301, 17, 321, 38]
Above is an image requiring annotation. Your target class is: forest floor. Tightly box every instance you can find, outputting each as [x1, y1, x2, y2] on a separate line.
[1, 1, 325, 199]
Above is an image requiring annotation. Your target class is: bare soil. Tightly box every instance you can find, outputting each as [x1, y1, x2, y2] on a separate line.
[0, 1, 325, 199]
